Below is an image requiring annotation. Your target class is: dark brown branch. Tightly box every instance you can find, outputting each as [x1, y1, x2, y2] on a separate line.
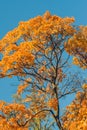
[17, 108, 64, 130]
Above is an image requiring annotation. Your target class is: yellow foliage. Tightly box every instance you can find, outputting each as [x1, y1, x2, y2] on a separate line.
[0, 102, 32, 129]
[62, 86, 87, 130]
[0, 11, 87, 129]
[65, 26, 87, 69]
[48, 98, 58, 110]
[17, 84, 28, 95]
[0, 11, 75, 77]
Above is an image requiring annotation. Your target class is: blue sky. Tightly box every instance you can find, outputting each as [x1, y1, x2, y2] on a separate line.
[0, 0, 87, 103]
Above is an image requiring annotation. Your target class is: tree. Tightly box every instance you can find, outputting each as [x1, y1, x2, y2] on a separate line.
[0, 11, 86, 130]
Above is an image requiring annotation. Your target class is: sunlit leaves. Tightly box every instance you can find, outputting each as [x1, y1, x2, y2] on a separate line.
[48, 98, 58, 111]
[0, 102, 30, 130]
[0, 11, 75, 77]
[62, 86, 87, 130]
[65, 26, 87, 69]
[0, 11, 86, 130]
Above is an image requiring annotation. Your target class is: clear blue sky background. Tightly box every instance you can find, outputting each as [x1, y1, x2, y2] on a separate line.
[0, 0, 87, 104]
